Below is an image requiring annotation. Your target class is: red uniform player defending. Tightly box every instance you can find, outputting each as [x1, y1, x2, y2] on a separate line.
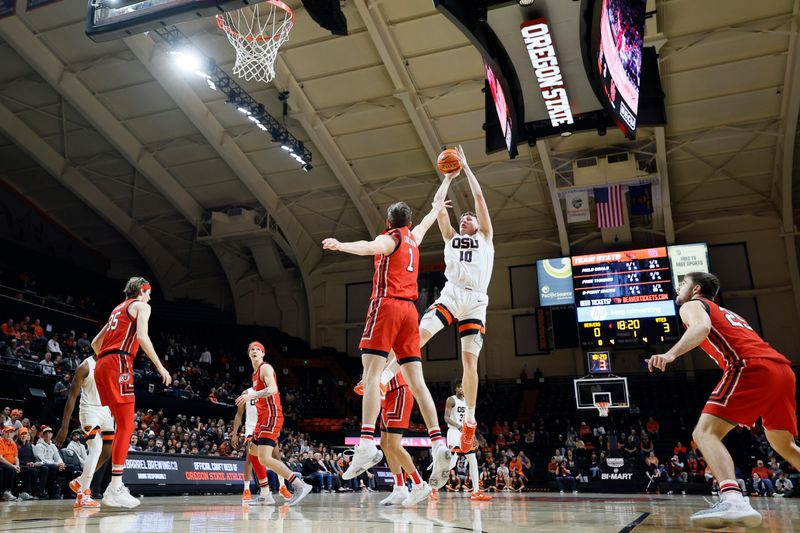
[235, 342, 311, 506]
[648, 272, 799, 529]
[91, 277, 171, 508]
[322, 180, 455, 491]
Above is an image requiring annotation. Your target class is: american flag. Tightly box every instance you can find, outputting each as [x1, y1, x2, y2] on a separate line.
[594, 185, 625, 228]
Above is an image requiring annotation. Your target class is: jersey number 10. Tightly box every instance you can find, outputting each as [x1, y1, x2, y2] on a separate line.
[459, 251, 473, 263]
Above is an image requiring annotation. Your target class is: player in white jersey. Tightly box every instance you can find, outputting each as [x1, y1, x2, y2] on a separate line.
[444, 381, 490, 501]
[56, 355, 114, 508]
[420, 145, 494, 453]
[232, 387, 292, 503]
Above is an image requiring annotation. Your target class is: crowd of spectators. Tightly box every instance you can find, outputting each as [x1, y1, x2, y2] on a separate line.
[0, 408, 83, 501]
[536, 413, 799, 496]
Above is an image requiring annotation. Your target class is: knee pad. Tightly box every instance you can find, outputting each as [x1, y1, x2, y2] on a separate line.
[460, 332, 484, 356]
[419, 314, 445, 340]
[420, 303, 454, 336]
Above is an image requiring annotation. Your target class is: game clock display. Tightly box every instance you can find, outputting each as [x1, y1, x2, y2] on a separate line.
[572, 247, 679, 348]
[581, 316, 676, 348]
[587, 351, 612, 374]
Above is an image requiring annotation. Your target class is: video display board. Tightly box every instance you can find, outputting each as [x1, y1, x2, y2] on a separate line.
[595, 0, 646, 138]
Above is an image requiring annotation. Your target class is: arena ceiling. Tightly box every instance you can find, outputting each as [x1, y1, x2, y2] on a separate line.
[0, 0, 798, 304]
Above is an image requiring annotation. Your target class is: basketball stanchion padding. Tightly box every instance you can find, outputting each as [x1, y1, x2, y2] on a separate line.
[216, 0, 294, 83]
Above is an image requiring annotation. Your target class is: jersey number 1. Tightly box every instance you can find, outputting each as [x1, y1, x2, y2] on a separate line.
[407, 248, 414, 272]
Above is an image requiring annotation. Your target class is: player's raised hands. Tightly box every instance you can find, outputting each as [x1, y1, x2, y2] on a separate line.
[455, 144, 470, 170]
[432, 197, 452, 214]
[646, 353, 676, 372]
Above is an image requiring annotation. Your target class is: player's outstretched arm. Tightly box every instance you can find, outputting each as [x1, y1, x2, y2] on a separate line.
[133, 303, 172, 386]
[456, 145, 493, 240]
[434, 173, 457, 243]
[55, 361, 89, 446]
[322, 234, 396, 257]
[412, 194, 451, 245]
[647, 301, 711, 372]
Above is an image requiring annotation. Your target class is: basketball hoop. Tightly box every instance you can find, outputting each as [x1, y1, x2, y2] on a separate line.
[216, 0, 294, 83]
[595, 401, 610, 417]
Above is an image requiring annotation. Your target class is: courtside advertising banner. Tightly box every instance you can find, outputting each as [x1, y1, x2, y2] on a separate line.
[123, 452, 244, 490]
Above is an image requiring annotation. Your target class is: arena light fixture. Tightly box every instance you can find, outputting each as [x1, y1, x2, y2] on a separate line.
[155, 26, 313, 170]
[519, 0, 535, 5]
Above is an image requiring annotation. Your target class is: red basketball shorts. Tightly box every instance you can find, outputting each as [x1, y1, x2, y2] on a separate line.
[380, 385, 414, 434]
[255, 411, 283, 447]
[94, 353, 136, 406]
[359, 298, 421, 364]
[703, 358, 797, 436]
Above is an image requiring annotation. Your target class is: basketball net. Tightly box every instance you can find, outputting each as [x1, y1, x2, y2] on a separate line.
[216, 0, 293, 83]
[595, 401, 610, 417]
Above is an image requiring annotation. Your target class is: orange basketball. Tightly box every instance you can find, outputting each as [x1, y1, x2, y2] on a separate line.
[437, 149, 461, 174]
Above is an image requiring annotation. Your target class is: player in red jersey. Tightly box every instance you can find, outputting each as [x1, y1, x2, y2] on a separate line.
[354, 362, 429, 507]
[322, 179, 454, 495]
[91, 277, 171, 508]
[648, 272, 798, 529]
[235, 341, 311, 506]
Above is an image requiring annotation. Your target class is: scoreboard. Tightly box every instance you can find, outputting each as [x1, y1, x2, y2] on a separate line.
[571, 247, 679, 348]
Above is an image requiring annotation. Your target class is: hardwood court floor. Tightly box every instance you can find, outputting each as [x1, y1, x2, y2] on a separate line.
[1, 492, 798, 532]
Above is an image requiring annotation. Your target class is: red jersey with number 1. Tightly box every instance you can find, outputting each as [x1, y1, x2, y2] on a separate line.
[98, 299, 140, 356]
[371, 226, 418, 301]
[691, 298, 790, 371]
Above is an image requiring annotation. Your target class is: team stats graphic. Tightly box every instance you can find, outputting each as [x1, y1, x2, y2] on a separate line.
[571, 247, 679, 348]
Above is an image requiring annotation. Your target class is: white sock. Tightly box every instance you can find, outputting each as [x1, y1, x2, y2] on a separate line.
[278, 474, 285, 489]
[380, 369, 394, 387]
[719, 479, 744, 502]
[721, 490, 744, 503]
[78, 436, 103, 490]
[467, 454, 479, 493]
[109, 475, 123, 489]
[465, 407, 476, 424]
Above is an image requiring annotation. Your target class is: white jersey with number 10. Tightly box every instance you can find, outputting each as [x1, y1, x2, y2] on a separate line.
[444, 231, 494, 292]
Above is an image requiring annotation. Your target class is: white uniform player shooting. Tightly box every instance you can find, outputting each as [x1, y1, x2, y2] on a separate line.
[421, 145, 494, 454]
